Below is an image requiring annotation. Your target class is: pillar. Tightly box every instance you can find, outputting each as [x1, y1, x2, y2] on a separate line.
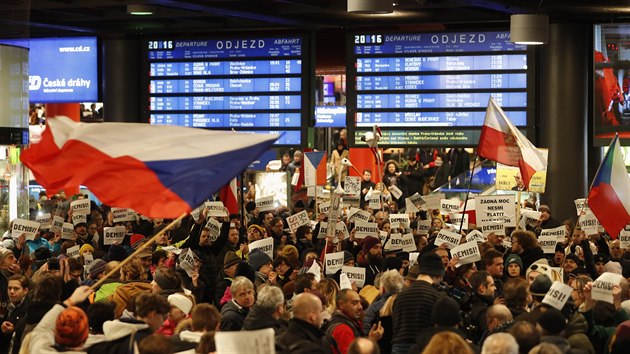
[103, 39, 141, 123]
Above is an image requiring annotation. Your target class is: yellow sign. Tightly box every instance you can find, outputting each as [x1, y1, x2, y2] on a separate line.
[496, 149, 548, 193]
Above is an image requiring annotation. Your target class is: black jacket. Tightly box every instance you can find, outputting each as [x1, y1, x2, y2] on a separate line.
[220, 299, 249, 331]
[276, 318, 330, 354]
[402, 163, 424, 196]
[243, 305, 287, 334]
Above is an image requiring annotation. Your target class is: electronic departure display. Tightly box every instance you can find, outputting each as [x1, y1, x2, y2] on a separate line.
[145, 36, 308, 145]
[349, 31, 531, 146]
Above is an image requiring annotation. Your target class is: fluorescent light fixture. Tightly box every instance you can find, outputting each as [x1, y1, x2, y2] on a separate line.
[510, 14, 548, 45]
[348, 0, 393, 14]
[127, 4, 156, 16]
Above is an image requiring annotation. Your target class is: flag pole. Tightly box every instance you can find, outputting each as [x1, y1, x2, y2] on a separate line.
[458, 152, 478, 234]
[515, 189, 522, 230]
[91, 212, 188, 290]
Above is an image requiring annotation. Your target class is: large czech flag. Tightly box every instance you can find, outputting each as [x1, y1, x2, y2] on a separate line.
[588, 134, 630, 238]
[304, 151, 327, 187]
[21, 117, 278, 218]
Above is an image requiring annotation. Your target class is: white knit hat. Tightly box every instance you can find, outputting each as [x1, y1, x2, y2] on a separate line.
[167, 293, 193, 315]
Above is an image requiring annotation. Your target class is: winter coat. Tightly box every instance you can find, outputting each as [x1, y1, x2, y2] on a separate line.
[87, 318, 152, 354]
[565, 311, 596, 354]
[242, 305, 287, 334]
[220, 299, 248, 331]
[276, 318, 330, 354]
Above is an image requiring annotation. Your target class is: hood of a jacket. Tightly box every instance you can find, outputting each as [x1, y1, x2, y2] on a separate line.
[103, 318, 150, 341]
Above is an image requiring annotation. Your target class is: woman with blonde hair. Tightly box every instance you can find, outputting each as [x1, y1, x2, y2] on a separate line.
[421, 331, 474, 354]
[316, 277, 339, 319]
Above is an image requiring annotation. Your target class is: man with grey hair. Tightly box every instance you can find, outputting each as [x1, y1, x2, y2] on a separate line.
[485, 304, 514, 334]
[363, 269, 404, 334]
[220, 276, 255, 331]
[243, 284, 287, 333]
[481, 333, 519, 354]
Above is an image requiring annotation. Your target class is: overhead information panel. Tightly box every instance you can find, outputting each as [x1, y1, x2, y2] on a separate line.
[349, 31, 531, 146]
[146, 37, 307, 145]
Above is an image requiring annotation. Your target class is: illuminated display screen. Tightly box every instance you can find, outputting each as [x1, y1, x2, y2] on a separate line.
[349, 31, 531, 145]
[145, 36, 307, 145]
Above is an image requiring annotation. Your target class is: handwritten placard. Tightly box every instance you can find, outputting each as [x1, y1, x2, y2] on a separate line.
[287, 210, 309, 234]
[70, 199, 91, 215]
[324, 251, 345, 274]
[255, 196, 275, 212]
[542, 281, 573, 310]
[354, 221, 379, 239]
[103, 226, 126, 245]
[592, 272, 623, 304]
[341, 266, 366, 288]
[344, 176, 361, 195]
[36, 213, 52, 230]
[434, 229, 462, 249]
[12, 219, 40, 241]
[249, 237, 274, 259]
[61, 222, 75, 240]
[450, 242, 481, 266]
[205, 201, 228, 217]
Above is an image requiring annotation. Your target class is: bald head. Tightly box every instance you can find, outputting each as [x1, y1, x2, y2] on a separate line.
[292, 293, 324, 327]
[486, 304, 513, 332]
[348, 337, 380, 354]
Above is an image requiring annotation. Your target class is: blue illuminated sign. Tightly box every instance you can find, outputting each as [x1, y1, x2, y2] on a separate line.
[1, 37, 99, 103]
[315, 106, 346, 128]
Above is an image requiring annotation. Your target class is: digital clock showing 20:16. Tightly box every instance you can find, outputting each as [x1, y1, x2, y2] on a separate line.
[148, 40, 174, 50]
[354, 35, 384, 45]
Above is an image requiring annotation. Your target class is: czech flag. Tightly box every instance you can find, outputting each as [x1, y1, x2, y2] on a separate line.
[478, 98, 547, 189]
[21, 116, 278, 218]
[588, 134, 630, 238]
[304, 151, 327, 187]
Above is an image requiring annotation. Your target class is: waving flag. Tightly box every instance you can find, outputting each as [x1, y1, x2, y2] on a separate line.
[478, 98, 547, 188]
[21, 117, 278, 218]
[588, 134, 630, 238]
[219, 178, 239, 215]
[304, 151, 327, 187]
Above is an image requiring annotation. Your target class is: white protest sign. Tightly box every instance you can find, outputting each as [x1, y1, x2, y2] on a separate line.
[409, 252, 420, 266]
[476, 195, 517, 229]
[336, 222, 350, 240]
[541, 226, 567, 242]
[50, 215, 64, 233]
[348, 208, 371, 223]
[434, 229, 462, 249]
[205, 201, 228, 217]
[400, 233, 417, 252]
[287, 210, 310, 234]
[440, 199, 460, 215]
[342, 194, 360, 208]
[577, 212, 599, 235]
[307, 186, 326, 198]
[36, 213, 52, 229]
[317, 222, 328, 239]
[255, 196, 275, 212]
[83, 253, 93, 267]
[450, 242, 481, 266]
[161, 245, 183, 255]
[538, 236, 558, 254]
[72, 213, 87, 226]
[249, 237, 274, 259]
[369, 191, 381, 210]
[344, 176, 361, 195]
[542, 281, 574, 310]
[205, 217, 222, 242]
[354, 221, 379, 239]
[449, 213, 469, 230]
[592, 272, 623, 304]
[388, 185, 403, 199]
[103, 226, 126, 245]
[12, 219, 40, 241]
[408, 193, 425, 209]
[339, 272, 353, 290]
[190, 205, 204, 223]
[291, 171, 300, 186]
[416, 219, 431, 235]
[466, 229, 486, 243]
[480, 220, 506, 236]
[341, 266, 366, 288]
[574, 198, 591, 215]
[307, 260, 321, 282]
[620, 231, 630, 249]
[386, 233, 403, 251]
[379, 231, 388, 243]
[215, 328, 275, 354]
[66, 245, 80, 259]
[112, 207, 134, 223]
[324, 251, 345, 274]
[61, 222, 75, 240]
[405, 198, 420, 213]
[389, 213, 410, 229]
[70, 199, 91, 215]
[318, 201, 331, 216]
[518, 209, 541, 230]
[179, 248, 197, 278]
[267, 160, 282, 171]
[421, 193, 444, 210]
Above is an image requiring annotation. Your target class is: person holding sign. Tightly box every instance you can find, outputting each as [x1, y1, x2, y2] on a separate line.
[382, 160, 406, 209]
[360, 170, 376, 209]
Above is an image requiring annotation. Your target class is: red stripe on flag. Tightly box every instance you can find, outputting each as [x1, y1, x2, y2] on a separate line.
[589, 183, 630, 238]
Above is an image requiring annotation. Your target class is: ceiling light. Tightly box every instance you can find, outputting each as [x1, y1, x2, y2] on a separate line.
[510, 14, 548, 45]
[127, 4, 156, 16]
[348, 0, 393, 14]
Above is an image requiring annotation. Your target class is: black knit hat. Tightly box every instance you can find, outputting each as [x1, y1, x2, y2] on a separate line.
[419, 252, 445, 277]
[537, 308, 566, 335]
[530, 274, 552, 297]
[432, 296, 461, 326]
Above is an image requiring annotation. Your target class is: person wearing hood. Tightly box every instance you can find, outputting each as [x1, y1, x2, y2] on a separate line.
[242, 284, 287, 333]
[88, 292, 170, 354]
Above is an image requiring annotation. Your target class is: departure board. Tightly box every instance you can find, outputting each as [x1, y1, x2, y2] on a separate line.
[145, 36, 308, 145]
[349, 31, 532, 146]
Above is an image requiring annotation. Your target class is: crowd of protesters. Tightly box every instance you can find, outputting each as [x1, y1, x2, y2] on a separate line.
[1, 165, 630, 354]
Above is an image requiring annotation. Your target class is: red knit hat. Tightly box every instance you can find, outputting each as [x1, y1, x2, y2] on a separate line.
[55, 306, 89, 348]
[130, 233, 146, 249]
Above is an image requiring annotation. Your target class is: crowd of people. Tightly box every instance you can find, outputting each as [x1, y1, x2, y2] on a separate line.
[0, 180, 629, 354]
